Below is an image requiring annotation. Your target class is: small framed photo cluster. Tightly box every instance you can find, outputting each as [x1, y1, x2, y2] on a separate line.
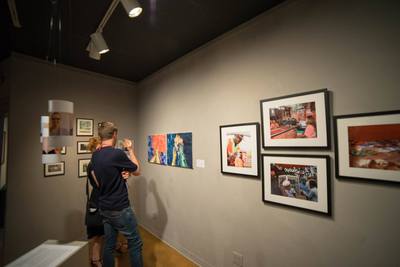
[219, 89, 332, 214]
[220, 88, 398, 214]
[43, 118, 98, 178]
[76, 118, 95, 178]
[259, 89, 331, 214]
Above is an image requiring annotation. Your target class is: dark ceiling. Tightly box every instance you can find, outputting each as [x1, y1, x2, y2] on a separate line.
[3, 0, 285, 82]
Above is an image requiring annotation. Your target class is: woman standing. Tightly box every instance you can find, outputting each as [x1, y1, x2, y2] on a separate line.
[86, 137, 104, 267]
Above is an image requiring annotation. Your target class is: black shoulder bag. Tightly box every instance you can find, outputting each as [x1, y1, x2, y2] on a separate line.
[85, 170, 103, 228]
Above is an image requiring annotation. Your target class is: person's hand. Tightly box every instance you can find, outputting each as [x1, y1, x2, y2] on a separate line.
[122, 171, 131, 180]
[123, 138, 134, 151]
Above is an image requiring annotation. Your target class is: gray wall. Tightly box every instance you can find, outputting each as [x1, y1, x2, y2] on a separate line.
[135, 0, 400, 266]
[4, 55, 138, 263]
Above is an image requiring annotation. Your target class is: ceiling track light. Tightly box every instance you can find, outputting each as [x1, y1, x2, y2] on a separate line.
[90, 32, 110, 54]
[87, 0, 143, 60]
[120, 0, 143, 18]
[87, 41, 101, 60]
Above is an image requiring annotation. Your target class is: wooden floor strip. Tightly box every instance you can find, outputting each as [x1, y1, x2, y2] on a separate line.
[115, 226, 198, 267]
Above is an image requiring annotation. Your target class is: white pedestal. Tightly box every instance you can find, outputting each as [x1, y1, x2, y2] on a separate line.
[6, 240, 90, 267]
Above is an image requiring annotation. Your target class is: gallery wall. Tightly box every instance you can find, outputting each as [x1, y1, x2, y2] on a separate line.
[4, 54, 138, 263]
[135, 0, 400, 266]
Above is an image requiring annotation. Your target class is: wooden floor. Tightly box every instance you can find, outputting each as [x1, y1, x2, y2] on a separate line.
[115, 226, 197, 267]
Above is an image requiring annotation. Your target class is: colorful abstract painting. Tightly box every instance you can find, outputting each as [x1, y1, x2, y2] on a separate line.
[148, 132, 192, 168]
[147, 134, 168, 165]
[167, 133, 193, 168]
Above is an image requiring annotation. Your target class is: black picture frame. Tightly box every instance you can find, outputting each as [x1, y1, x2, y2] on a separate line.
[334, 110, 400, 183]
[219, 122, 260, 178]
[76, 118, 94, 137]
[260, 89, 331, 149]
[261, 154, 331, 215]
[44, 161, 65, 177]
[78, 158, 91, 178]
[77, 141, 91, 154]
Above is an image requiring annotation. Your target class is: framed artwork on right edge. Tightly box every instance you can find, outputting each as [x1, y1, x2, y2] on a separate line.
[334, 110, 400, 183]
[262, 154, 330, 214]
[260, 89, 330, 149]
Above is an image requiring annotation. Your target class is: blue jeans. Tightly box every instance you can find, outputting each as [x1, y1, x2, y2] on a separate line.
[101, 207, 143, 267]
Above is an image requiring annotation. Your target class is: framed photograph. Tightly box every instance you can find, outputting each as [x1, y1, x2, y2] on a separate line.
[78, 159, 91, 178]
[260, 89, 330, 149]
[220, 123, 260, 177]
[334, 110, 400, 183]
[77, 141, 91, 154]
[262, 154, 330, 214]
[76, 118, 94, 136]
[44, 162, 65, 177]
[60, 146, 67, 155]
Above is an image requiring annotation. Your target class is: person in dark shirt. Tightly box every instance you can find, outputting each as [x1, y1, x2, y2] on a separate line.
[89, 122, 142, 267]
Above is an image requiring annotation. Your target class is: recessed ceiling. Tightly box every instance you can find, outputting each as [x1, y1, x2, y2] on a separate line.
[4, 0, 286, 82]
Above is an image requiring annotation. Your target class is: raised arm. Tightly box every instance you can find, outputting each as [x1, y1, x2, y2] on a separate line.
[123, 138, 140, 176]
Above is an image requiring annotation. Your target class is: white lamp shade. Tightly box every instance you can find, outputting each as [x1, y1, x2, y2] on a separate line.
[90, 32, 110, 54]
[120, 0, 142, 17]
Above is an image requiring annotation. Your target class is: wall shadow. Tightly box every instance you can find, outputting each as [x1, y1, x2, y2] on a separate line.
[132, 176, 168, 266]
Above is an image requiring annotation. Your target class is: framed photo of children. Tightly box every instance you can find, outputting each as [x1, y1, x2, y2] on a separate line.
[76, 118, 94, 136]
[220, 123, 260, 177]
[260, 89, 330, 149]
[262, 154, 330, 214]
[44, 162, 65, 177]
[334, 110, 400, 183]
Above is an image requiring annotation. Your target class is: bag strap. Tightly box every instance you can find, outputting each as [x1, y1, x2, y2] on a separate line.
[86, 175, 90, 202]
[91, 170, 100, 188]
[86, 169, 100, 202]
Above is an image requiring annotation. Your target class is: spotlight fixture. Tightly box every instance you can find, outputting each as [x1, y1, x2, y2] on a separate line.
[90, 32, 110, 54]
[86, 41, 101, 60]
[120, 0, 143, 18]
[87, 0, 142, 60]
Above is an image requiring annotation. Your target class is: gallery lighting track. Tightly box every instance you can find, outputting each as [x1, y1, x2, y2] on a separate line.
[87, 0, 142, 60]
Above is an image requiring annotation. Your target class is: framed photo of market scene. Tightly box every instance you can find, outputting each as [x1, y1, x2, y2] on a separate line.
[262, 154, 330, 214]
[260, 89, 330, 149]
[334, 110, 400, 183]
[220, 123, 260, 177]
